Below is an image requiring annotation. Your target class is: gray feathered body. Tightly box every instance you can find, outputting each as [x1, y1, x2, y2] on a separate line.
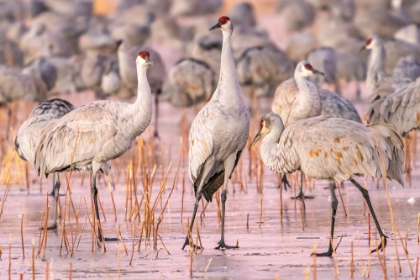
[15, 99, 75, 163]
[260, 114, 404, 185]
[319, 89, 361, 122]
[367, 78, 420, 136]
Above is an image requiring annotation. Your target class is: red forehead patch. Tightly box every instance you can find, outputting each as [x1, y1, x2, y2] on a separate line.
[139, 51, 150, 58]
[304, 64, 313, 70]
[219, 16, 230, 24]
[366, 38, 372, 45]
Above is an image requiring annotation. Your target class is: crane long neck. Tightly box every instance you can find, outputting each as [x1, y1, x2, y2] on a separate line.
[128, 63, 152, 135]
[260, 126, 297, 174]
[368, 43, 386, 77]
[292, 74, 321, 122]
[212, 29, 244, 106]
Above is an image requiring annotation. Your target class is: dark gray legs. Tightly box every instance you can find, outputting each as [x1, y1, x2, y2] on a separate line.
[215, 190, 238, 249]
[182, 194, 201, 250]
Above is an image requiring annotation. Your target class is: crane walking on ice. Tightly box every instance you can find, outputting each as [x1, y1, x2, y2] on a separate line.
[34, 51, 154, 242]
[182, 16, 250, 250]
[251, 113, 404, 256]
[15, 98, 75, 230]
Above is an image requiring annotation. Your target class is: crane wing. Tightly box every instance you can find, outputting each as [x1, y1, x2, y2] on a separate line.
[188, 105, 216, 184]
[34, 102, 118, 175]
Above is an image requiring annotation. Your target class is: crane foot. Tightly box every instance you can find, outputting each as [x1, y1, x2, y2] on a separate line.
[181, 236, 202, 250]
[278, 174, 292, 191]
[214, 239, 239, 250]
[40, 223, 58, 231]
[290, 191, 315, 200]
[311, 250, 333, 257]
[371, 235, 387, 254]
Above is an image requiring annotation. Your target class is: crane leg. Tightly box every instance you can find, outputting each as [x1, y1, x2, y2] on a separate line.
[181, 195, 202, 250]
[153, 91, 160, 139]
[216, 156, 239, 250]
[350, 178, 387, 253]
[5, 103, 11, 141]
[92, 173, 117, 243]
[312, 181, 338, 257]
[47, 174, 61, 230]
[291, 172, 314, 200]
[49, 173, 65, 197]
[215, 189, 238, 250]
[278, 174, 291, 191]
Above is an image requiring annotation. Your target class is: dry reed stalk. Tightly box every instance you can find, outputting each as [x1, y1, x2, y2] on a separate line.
[190, 250, 193, 276]
[156, 233, 170, 255]
[312, 244, 317, 280]
[199, 202, 208, 228]
[356, 231, 366, 277]
[368, 213, 371, 248]
[98, 194, 106, 221]
[129, 220, 137, 265]
[246, 213, 249, 230]
[118, 224, 128, 256]
[374, 239, 388, 279]
[395, 226, 413, 275]
[0, 183, 11, 217]
[215, 191, 222, 224]
[181, 169, 185, 223]
[25, 163, 29, 194]
[75, 217, 88, 252]
[154, 171, 177, 250]
[350, 240, 354, 278]
[137, 221, 145, 252]
[116, 243, 121, 280]
[64, 173, 78, 223]
[330, 235, 340, 276]
[20, 214, 25, 259]
[417, 213, 420, 243]
[259, 197, 263, 228]
[336, 185, 347, 217]
[415, 257, 419, 279]
[204, 257, 213, 273]
[105, 174, 117, 221]
[334, 234, 344, 252]
[31, 239, 35, 280]
[8, 233, 11, 279]
[372, 131, 401, 272]
[298, 196, 305, 230]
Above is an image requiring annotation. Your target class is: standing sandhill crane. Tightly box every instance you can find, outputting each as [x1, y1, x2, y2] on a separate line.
[182, 16, 250, 250]
[117, 40, 165, 137]
[15, 98, 75, 230]
[307, 46, 341, 94]
[360, 35, 393, 95]
[272, 61, 361, 198]
[34, 51, 153, 242]
[250, 113, 404, 256]
[160, 58, 216, 108]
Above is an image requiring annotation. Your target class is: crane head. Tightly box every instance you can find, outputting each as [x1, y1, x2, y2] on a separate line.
[249, 113, 284, 149]
[209, 16, 232, 31]
[295, 61, 325, 77]
[114, 39, 123, 52]
[358, 35, 381, 53]
[137, 51, 154, 66]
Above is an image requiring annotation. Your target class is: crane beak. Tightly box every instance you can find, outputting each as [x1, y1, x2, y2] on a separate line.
[146, 57, 154, 66]
[249, 131, 262, 150]
[312, 68, 325, 76]
[357, 45, 366, 54]
[209, 22, 221, 31]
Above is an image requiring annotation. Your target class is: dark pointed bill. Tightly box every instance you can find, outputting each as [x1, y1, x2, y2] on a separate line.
[145, 56, 154, 65]
[249, 131, 261, 150]
[209, 22, 221, 31]
[357, 45, 366, 54]
[312, 68, 325, 76]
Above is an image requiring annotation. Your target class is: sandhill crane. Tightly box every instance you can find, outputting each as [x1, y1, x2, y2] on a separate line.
[392, 55, 420, 87]
[0, 65, 50, 140]
[15, 98, 75, 230]
[306, 47, 341, 94]
[272, 61, 361, 198]
[117, 40, 165, 137]
[34, 51, 154, 242]
[277, 0, 315, 32]
[160, 58, 216, 108]
[236, 46, 295, 99]
[182, 16, 250, 250]
[250, 113, 404, 256]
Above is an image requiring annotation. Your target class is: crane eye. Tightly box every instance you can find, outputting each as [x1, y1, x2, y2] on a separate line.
[260, 119, 264, 129]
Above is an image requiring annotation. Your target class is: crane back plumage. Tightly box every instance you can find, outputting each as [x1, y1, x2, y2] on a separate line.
[34, 55, 153, 177]
[367, 77, 420, 136]
[188, 20, 250, 203]
[15, 99, 75, 164]
[260, 114, 404, 185]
